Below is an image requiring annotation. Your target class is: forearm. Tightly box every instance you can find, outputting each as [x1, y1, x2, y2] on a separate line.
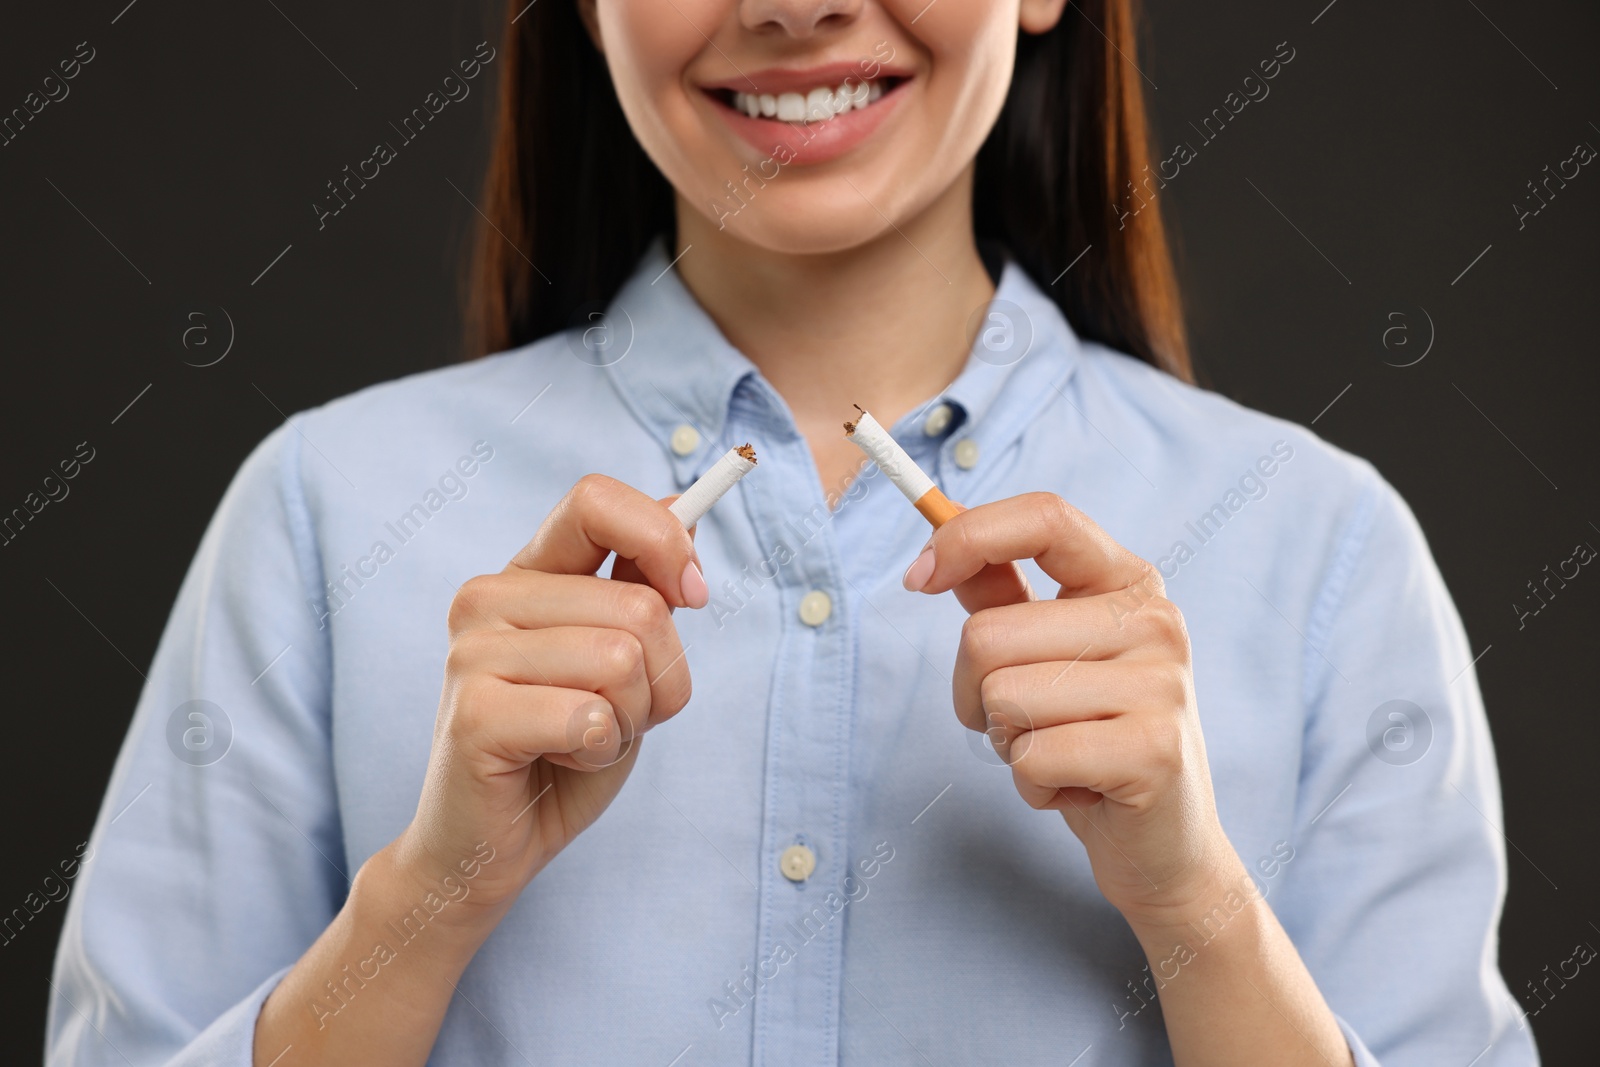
[1125, 856, 1353, 1067]
[252, 840, 501, 1067]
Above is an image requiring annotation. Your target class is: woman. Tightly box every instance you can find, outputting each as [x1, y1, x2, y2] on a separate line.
[48, 1, 1534, 1064]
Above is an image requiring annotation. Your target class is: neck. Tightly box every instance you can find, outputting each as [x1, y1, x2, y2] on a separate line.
[672, 167, 995, 440]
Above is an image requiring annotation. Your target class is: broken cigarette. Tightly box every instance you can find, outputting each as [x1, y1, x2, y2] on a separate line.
[668, 443, 757, 528]
[846, 405, 1036, 601]
[843, 406, 961, 527]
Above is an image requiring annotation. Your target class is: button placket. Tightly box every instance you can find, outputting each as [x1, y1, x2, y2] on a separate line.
[737, 427, 855, 1067]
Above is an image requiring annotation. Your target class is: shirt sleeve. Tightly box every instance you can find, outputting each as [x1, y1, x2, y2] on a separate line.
[47, 419, 344, 1066]
[1272, 465, 1538, 1065]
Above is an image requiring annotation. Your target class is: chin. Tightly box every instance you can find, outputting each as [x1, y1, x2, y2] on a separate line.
[692, 190, 906, 257]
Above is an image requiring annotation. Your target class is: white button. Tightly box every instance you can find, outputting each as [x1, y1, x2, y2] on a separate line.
[953, 438, 980, 469]
[922, 403, 953, 437]
[780, 844, 816, 882]
[669, 424, 700, 456]
[798, 589, 832, 627]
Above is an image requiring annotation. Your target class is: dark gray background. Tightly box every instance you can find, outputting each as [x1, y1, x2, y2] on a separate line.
[2, 0, 1594, 1061]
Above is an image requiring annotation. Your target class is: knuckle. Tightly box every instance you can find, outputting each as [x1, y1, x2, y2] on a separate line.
[447, 574, 496, 632]
[443, 627, 489, 676]
[1035, 492, 1079, 537]
[1007, 725, 1042, 769]
[443, 638, 467, 676]
[447, 676, 496, 735]
[1142, 595, 1187, 642]
[1156, 662, 1191, 711]
[594, 629, 646, 681]
[960, 609, 1004, 664]
[1012, 764, 1055, 809]
[977, 671, 1011, 712]
[1133, 559, 1167, 600]
[614, 582, 671, 635]
[978, 672, 1027, 729]
[1007, 739, 1036, 778]
[565, 697, 618, 752]
[573, 472, 617, 503]
[1140, 716, 1185, 773]
[642, 520, 684, 564]
[947, 512, 981, 558]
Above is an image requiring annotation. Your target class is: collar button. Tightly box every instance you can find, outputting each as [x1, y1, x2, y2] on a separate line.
[669, 424, 700, 456]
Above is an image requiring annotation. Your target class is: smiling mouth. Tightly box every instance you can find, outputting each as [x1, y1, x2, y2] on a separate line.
[707, 76, 905, 124]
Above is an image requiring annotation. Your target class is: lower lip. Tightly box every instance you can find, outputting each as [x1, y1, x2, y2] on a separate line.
[707, 82, 907, 167]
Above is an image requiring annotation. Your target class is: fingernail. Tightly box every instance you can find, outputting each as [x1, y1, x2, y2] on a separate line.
[902, 546, 936, 592]
[681, 559, 709, 609]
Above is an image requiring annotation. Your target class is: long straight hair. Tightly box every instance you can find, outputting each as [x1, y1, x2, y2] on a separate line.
[465, 1, 1191, 382]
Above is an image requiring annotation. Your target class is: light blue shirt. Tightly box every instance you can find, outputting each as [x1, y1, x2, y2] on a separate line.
[48, 241, 1536, 1065]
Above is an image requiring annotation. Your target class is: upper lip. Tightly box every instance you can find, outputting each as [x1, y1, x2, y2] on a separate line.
[698, 61, 911, 96]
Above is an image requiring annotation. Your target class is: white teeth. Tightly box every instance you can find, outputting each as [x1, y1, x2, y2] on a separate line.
[731, 79, 889, 122]
[805, 86, 833, 121]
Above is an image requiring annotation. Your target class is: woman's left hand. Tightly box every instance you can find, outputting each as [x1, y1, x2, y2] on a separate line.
[901, 492, 1247, 929]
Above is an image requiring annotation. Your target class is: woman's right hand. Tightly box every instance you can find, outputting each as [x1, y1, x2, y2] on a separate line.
[388, 473, 709, 926]
[253, 474, 708, 1063]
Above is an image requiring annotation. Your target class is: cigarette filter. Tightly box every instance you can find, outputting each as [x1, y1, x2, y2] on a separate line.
[668, 444, 757, 528]
[843, 407, 961, 527]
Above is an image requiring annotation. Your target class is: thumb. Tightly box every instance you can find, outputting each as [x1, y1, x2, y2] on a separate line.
[610, 495, 699, 609]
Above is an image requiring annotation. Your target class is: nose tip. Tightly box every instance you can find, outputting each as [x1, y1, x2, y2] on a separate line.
[739, 0, 862, 37]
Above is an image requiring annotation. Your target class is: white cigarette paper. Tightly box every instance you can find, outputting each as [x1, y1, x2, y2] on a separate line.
[845, 405, 1032, 597]
[845, 406, 962, 528]
[668, 444, 757, 528]
[843, 409, 934, 504]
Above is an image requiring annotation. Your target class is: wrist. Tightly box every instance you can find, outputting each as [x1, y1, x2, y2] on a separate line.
[1117, 839, 1258, 943]
[357, 835, 507, 959]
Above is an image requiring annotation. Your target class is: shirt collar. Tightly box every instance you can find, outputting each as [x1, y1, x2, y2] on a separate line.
[599, 239, 761, 486]
[601, 237, 1083, 488]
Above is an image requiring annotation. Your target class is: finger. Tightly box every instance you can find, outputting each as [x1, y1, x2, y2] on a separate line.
[917, 493, 1156, 600]
[1006, 717, 1174, 810]
[971, 659, 1187, 737]
[951, 560, 1036, 614]
[944, 501, 1036, 611]
[449, 626, 653, 739]
[952, 597, 1183, 731]
[451, 681, 620, 767]
[447, 571, 692, 722]
[612, 494, 699, 609]
[511, 475, 703, 609]
[903, 501, 1034, 612]
[542, 695, 630, 772]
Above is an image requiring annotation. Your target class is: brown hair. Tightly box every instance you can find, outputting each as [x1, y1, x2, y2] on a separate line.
[465, 0, 1191, 382]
